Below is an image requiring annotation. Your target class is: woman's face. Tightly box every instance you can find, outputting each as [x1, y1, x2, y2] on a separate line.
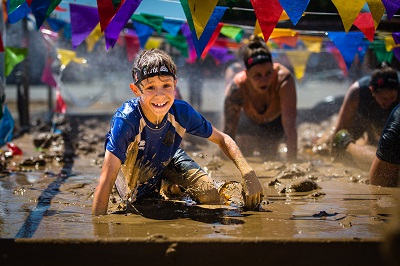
[246, 62, 274, 92]
[372, 88, 398, 110]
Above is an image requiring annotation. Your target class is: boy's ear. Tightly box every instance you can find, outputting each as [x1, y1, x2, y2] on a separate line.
[130, 83, 141, 96]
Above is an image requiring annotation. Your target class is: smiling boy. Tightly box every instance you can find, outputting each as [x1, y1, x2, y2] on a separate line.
[92, 49, 263, 215]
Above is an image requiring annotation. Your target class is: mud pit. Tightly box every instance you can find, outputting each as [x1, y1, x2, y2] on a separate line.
[1, 114, 399, 266]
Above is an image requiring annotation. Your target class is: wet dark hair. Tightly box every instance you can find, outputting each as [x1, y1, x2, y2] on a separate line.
[369, 63, 399, 92]
[242, 35, 273, 70]
[131, 49, 177, 88]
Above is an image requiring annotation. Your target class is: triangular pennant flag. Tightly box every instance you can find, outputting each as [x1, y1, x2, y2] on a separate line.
[31, 0, 62, 29]
[385, 36, 397, 51]
[325, 43, 348, 77]
[4, 47, 28, 77]
[145, 37, 163, 50]
[70, 4, 100, 50]
[272, 36, 298, 48]
[327, 31, 365, 69]
[0, 104, 14, 146]
[162, 18, 184, 37]
[392, 33, 400, 62]
[190, 6, 226, 58]
[41, 58, 57, 87]
[207, 46, 235, 64]
[370, 40, 394, 63]
[69, 3, 100, 50]
[8, 0, 25, 14]
[181, 23, 197, 63]
[133, 21, 155, 48]
[331, 0, 365, 32]
[300, 36, 323, 52]
[187, 0, 219, 39]
[56, 48, 77, 67]
[270, 28, 297, 39]
[104, 0, 142, 50]
[179, 0, 196, 34]
[201, 22, 223, 58]
[131, 13, 164, 34]
[124, 29, 140, 61]
[366, 0, 385, 29]
[7, 1, 30, 24]
[278, 0, 310, 25]
[286, 50, 311, 80]
[250, 0, 283, 41]
[54, 89, 67, 114]
[164, 34, 189, 57]
[381, 0, 400, 20]
[97, 0, 124, 32]
[86, 23, 103, 52]
[353, 12, 375, 41]
[220, 25, 244, 43]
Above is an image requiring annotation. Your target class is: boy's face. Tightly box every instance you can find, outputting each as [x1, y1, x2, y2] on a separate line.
[130, 75, 177, 121]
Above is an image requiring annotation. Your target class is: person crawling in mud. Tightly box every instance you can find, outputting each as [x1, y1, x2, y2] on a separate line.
[316, 63, 400, 169]
[223, 35, 297, 162]
[92, 49, 263, 216]
[369, 103, 400, 187]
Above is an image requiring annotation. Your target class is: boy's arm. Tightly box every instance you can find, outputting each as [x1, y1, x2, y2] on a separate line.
[207, 126, 263, 209]
[92, 150, 122, 215]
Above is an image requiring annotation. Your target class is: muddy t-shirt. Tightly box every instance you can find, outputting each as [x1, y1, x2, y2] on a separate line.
[106, 98, 212, 177]
[376, 103, 400, 164]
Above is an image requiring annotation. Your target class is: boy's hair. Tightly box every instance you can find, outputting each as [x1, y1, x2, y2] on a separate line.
[370, 64, 399, 92]
[132, 49, 177, 87]
[242, 35, 273, 70]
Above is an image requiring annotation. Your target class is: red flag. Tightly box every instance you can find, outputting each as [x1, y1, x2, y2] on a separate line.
[97, 0, 124, 32]
[54, 89, 67, 114]
[201, 23, 223, 59]
[250, 0, 283, 41]
[353, 13, 375, 42]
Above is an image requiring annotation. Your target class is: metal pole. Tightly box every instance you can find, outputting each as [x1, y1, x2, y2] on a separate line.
[20, 17, 30, 132]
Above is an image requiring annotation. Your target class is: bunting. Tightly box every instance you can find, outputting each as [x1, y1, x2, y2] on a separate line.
[353, 13, 375, 41]
[250, 0, 283, 41]
[97, 0, 125, 32]
[381, 0, 400, 20]
[70, 4, 100, 50]
[278, 0, 310, 25]
[365, 0, 385, 29]
[5, 47, 28, 77]
[331, 0, 365, 32]
[327, 31, 365, 69]
[286, 50, 311, 80]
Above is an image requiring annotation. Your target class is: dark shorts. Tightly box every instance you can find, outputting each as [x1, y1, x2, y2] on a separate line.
[237, 113, 284, 142]
[116, 148, 219, 203]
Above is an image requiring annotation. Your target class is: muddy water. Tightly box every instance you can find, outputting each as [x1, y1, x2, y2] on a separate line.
[1, 123, 399, 241]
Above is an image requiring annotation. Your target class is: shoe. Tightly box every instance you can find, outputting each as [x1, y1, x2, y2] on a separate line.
[332, 129, 354, 158]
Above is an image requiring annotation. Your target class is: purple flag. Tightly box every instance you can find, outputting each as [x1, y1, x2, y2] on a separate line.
[381, 0, 400, 20]
[208, 46, 235, 64]
[70, 4, 99, 50]
[104, 0, 142, 50]
[392, 32, 400, 62]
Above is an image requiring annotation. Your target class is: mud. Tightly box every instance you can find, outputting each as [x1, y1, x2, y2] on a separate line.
[0, 113, 399, 265]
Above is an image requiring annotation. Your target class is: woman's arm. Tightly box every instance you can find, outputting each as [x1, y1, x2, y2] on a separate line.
[92, 150, 122, 215]
[208, 126, 263, 209]
[279, 73, 298, 161]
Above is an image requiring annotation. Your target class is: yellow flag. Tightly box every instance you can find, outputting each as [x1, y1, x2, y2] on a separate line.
[384, 36, 400, 51]
[86, 23, 103, 52]
[270, 28, 297, 39]
[189, 0, 218, 39]
[57, 49, 87, 67]
[254, 20, 262, 37]
[331, 0, 365, 32]
[366, 0, 385, 29]
[300, 36, 324, 53]
[145, 37, 163, 50]
[286, 50, 311, 80]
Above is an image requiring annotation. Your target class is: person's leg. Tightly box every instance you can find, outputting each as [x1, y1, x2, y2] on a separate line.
[160, 148, 223, 204]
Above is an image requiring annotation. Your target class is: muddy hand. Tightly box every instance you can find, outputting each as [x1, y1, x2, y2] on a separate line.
[242, 170, 263, 209]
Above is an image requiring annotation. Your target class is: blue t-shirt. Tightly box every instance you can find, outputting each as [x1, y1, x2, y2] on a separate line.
[376, 103, 400, 164]
[106, 98, 213, 179]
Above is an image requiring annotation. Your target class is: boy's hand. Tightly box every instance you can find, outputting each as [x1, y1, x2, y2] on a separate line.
[242, 170, 263, 210]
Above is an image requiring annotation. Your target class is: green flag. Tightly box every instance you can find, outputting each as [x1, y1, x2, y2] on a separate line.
[220, 25, 244, 43]
[165, 34, 188, 58]
[5, 47, 28, 77]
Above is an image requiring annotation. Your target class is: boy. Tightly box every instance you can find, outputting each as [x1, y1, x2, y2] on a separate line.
[92, 49, 263, 215]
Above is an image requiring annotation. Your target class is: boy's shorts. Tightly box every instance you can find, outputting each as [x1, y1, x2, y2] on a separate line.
[115, 148, 220, 203]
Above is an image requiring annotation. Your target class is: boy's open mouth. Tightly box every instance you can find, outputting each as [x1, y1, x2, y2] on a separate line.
[153, 102, 167, 107]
